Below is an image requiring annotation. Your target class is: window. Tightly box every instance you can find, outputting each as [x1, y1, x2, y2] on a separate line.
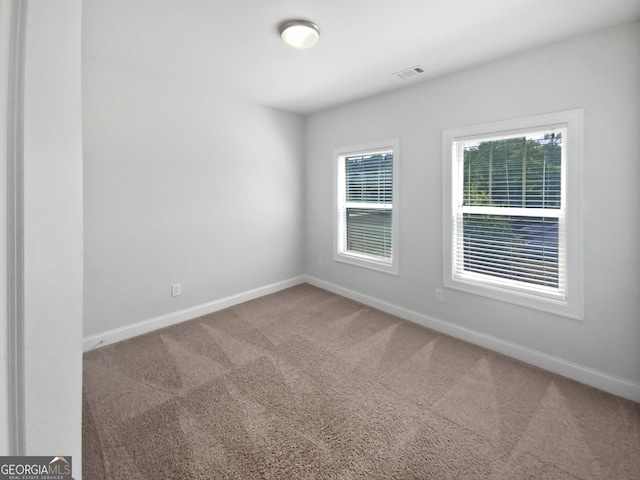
[334, 139, 399, 274]
[443, 111, 583, 319]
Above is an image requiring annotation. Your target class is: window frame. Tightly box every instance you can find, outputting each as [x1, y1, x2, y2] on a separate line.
[333, 139, 400, 275]
[442, 110, 583, 320]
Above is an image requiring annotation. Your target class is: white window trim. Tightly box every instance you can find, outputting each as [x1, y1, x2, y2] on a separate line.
[333, 138, 400, 275]
[442, 110, 584, 320]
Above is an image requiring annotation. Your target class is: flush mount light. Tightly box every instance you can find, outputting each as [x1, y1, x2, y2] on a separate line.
[278, 19, 320, 49]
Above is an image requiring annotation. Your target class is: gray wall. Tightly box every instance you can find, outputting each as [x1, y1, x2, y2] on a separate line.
[83, 60, 305, 338]
[305, 24, 640, 386]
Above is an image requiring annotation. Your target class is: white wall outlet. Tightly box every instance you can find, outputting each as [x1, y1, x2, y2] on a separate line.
[171, 283, 181, 297]
[435, 288, 444, 302]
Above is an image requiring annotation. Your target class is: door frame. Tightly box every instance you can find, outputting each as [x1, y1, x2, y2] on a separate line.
[2, 0, 27, 455]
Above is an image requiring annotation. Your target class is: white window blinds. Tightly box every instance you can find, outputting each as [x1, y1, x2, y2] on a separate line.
[344, 152, 393, 259]
[453, 128, 567, 299]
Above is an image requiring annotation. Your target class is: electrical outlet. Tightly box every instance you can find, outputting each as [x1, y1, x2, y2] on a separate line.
[435, 288, 444, 302]
[171, 283, 181, 297]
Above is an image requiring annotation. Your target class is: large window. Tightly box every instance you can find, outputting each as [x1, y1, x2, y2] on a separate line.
[334, 139, 399, 274]
[443, 111, 583, 319]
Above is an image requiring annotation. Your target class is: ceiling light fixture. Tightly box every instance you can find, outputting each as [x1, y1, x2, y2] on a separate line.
[278, 20, 320, 49]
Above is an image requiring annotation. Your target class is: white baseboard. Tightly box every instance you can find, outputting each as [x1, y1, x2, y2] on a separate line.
[83, 276, 305, 352]
[304, 275, 640, 403]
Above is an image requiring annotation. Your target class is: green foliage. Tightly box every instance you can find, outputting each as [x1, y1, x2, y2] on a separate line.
[463, 134, 561, 209]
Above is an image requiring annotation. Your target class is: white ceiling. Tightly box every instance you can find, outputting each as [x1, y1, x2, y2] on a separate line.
[82, 0, 640, 115]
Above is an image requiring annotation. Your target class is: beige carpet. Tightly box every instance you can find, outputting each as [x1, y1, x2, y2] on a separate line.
[83, 284, 640, 479]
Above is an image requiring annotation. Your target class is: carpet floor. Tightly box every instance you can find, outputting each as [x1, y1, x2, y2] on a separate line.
[83, 284, 640, 479]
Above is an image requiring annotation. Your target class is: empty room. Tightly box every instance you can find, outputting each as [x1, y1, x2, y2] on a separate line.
[2, 0, 639, 479]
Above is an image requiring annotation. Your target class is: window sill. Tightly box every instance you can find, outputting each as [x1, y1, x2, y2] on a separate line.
[444, 275, 583, 321]
[334, 252, 399, 276]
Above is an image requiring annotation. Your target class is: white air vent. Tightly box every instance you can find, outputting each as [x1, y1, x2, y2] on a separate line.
[393, 65, 426, 79]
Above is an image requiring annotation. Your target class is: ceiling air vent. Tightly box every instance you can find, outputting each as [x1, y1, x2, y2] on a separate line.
[393, 65, 426, 80]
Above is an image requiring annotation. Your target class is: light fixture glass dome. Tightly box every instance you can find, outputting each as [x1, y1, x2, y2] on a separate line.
[279, 20, 320, 49]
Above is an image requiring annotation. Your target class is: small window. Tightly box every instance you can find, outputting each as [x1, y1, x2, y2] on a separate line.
[334, 139, 399, 274]
[443, 111, 583, 319]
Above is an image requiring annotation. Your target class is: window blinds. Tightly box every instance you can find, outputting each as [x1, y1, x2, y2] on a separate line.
[342, 152, 393, 260]
[454, 131, 566, 297]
